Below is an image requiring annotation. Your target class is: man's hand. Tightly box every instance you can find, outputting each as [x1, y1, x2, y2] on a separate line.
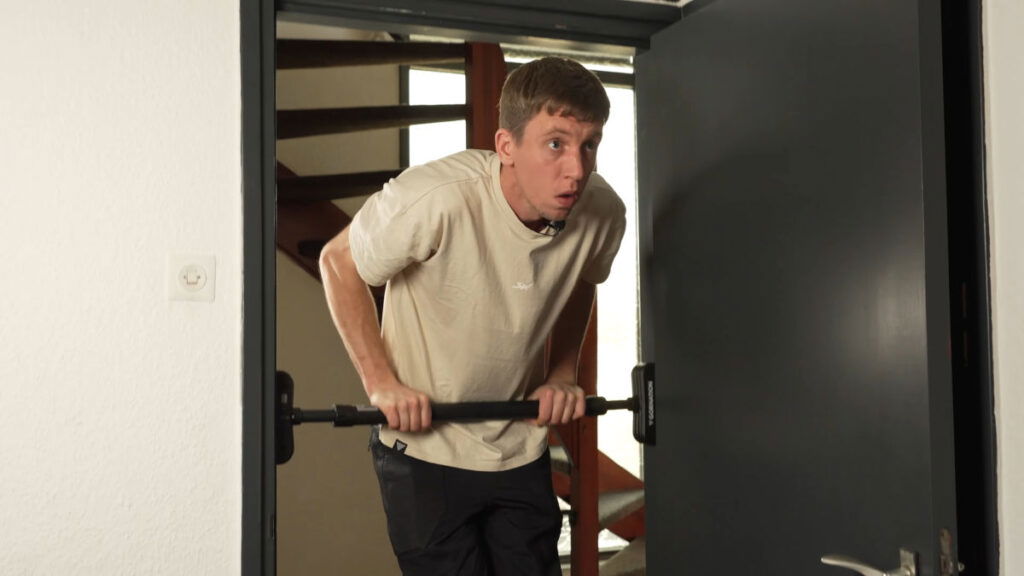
[369, 379, 433, 432]
[528, 380, 586, 426]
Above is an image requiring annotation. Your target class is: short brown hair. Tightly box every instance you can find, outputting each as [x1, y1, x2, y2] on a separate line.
[498, 57, 610, 141]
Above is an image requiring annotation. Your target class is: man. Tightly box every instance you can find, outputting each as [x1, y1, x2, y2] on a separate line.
[318, 56, 626, 575]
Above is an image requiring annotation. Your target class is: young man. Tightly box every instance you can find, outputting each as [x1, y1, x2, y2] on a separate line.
[318, 57, 626, 575]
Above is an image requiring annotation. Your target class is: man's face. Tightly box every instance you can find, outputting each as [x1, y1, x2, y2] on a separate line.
[497, 109, 603, 230]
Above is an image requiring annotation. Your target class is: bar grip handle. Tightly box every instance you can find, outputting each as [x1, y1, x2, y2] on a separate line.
[292, 396, 626, 427]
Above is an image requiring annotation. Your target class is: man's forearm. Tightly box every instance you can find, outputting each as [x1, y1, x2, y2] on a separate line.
[319, 227, 432, 431]
[318, 227, 394, 396]
[526, 280, 596, 425]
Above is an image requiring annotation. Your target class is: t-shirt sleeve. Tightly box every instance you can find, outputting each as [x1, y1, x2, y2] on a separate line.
[348, 175, 443, 286]
[580, 187, 627, 285]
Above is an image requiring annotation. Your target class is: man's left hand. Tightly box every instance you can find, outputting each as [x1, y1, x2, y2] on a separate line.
[527, 381, 586, 426]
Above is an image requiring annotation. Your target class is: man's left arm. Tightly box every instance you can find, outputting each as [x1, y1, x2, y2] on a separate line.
[529, 280, 596, 426]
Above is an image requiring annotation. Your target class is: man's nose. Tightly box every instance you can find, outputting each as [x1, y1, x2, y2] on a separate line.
[564, 149, 586, 180]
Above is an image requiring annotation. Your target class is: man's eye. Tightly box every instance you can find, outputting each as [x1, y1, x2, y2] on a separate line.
[548, 140, 561, 150]
[584, 141, 597, 152]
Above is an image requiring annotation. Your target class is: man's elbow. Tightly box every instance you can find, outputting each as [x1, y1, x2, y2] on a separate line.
[319, 227, 353, 281]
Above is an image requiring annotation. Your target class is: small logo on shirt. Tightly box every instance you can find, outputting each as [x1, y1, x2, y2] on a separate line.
[512, 282, 534, 291]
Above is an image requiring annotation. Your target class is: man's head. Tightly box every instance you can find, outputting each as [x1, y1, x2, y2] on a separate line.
[495, 58, 610, 231]
[498, 57, 610, 143]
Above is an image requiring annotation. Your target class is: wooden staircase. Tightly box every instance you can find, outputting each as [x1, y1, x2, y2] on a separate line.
[275, 37, 500, 278]
[275, 34, 644, 575]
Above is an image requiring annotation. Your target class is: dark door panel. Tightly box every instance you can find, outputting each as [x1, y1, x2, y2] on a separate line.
[638, 1, 956, 574]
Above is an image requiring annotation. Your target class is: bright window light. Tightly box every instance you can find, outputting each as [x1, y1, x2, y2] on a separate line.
[594, 85, 641, 479]
[408, 69, 466, 166]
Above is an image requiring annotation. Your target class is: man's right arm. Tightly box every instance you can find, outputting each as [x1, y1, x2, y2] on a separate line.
[318, 226, 432, 432]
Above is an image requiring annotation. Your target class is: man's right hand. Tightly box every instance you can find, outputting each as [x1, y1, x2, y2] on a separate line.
[368, 380, 433, 432]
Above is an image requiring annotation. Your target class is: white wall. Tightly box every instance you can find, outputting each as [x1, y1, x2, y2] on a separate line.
[986, 1, 1024, 574]
[0, 3, 242, 574]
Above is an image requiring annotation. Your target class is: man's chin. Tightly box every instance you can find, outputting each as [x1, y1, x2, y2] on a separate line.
[545, 208, 573, 223]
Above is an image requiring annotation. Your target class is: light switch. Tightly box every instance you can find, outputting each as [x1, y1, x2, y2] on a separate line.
[168, 254, 216, 302]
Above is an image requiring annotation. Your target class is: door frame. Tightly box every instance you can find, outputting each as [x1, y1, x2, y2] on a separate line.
[240, 2, 679, 574]
[241, 0, 277, 574]
[941, 0, 998, 573]
[239, 1, 995, 574]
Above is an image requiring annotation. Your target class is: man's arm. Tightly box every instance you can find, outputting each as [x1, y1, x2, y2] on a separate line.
[529, 280, 596, 426]
[318, 226, 431, 432]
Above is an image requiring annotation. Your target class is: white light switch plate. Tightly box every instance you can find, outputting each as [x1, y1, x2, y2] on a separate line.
[168, 253, 216, 302]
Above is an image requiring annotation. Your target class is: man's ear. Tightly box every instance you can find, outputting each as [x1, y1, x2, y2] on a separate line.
[495, 128, 516, 166]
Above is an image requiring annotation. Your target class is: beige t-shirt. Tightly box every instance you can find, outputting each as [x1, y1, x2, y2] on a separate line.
[348, 149, 625, 471]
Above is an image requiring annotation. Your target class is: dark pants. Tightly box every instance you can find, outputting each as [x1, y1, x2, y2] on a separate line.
[370, 427, 562, 576]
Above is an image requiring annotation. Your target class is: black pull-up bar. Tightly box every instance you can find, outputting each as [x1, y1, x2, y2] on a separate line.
[291, 396, 636, 427]
[275, 363, 655, 465]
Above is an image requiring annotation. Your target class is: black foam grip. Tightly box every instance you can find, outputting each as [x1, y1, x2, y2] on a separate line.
[315, 397, 619, 427]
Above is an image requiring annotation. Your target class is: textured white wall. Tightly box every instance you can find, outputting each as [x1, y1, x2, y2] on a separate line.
[0, 3, 242, 575]
[986, 1, 1024, 574]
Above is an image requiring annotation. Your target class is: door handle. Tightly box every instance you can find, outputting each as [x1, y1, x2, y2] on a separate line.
[821, 548, 917, 576]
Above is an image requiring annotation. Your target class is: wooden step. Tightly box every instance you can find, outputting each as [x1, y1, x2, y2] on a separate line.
[278, 169, 402, 204]
[277, 104, 468, 139]
[550, 444, 572, 476]
[599, 535, 645, 576]
[277, 40, 466, 69]
[598, 489, 645, 531]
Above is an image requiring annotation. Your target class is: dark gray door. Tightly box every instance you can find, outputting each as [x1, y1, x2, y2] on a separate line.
[636, 1, 957, 575]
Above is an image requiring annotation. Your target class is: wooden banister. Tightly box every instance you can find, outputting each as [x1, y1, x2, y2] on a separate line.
[465, 43, 506, 150]
[556, 297, 600, 576]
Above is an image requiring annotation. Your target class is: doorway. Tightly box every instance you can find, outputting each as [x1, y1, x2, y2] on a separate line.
[272, 19, 646, 575]
[247, 3, 680, 574]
